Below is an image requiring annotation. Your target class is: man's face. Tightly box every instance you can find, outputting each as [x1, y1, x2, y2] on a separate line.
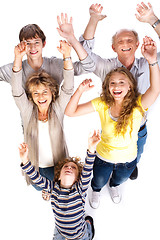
[112, 30, 139, 59]
[24, 37, 46, 60]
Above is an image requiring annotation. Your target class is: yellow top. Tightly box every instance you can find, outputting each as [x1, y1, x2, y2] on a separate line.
[91, 96, 145, 163]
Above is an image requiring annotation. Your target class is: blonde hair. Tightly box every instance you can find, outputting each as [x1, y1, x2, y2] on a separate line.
[101, 67, 144, 135]
[54, 157, 83, 182]
[25, 71, 59, 103]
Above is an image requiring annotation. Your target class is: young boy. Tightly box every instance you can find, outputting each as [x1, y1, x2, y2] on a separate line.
[0, 14, 95, 87]
[19, 130, 100, 240]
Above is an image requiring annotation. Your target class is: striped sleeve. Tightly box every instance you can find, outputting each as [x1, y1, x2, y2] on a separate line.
[21, 161, 53, 191]
[78, 151, 96, 195]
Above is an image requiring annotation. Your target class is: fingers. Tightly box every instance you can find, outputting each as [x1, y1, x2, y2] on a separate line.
[57, 13, 71, 25]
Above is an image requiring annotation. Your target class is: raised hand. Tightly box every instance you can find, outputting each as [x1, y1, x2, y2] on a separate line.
[88, 130, 101, 153]
[78, 79, 94, 93]
[57, 13, 74, 42]
[135, 2, 157, 24]
[57, 40, 71, 58]
[141, 36, 157, 64]
[14, 41, 27, 59]
[89, 3, 107, 21]
[19, 143, 29, 165]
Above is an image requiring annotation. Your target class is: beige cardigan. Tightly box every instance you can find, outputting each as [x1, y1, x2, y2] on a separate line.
[11, 69, 74, 184]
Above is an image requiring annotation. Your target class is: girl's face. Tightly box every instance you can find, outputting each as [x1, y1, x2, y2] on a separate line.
[59, 162, 79, 188]
[31, 83, 52, 111]
[109, 72, 131, 102]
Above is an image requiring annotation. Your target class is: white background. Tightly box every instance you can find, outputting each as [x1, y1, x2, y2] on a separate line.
[0, 0, 160, 239]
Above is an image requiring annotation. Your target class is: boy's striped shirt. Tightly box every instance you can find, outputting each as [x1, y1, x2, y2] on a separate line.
[21, 151, 95, 239]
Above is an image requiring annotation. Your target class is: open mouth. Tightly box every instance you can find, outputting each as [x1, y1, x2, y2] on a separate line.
[30, 51, 38, 55]
[121, 48, 131, 52]
[38, 100, 47, 104]
[113, 90, 122, 95]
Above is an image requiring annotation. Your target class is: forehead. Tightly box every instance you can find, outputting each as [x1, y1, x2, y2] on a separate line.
[31, 83, 49, 92]
[115, 30, 136, 41]
[109, 72, 129, 81]
[63, 162, 78, 168]
[23, 37, 42, 43]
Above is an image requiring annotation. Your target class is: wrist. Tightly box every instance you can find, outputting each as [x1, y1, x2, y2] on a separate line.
[152, 19, 160, 28]
[149, 61, 158, 66]
[87, 148, 96, 154]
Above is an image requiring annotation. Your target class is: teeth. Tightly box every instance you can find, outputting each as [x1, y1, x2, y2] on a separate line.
[38, 100, 47, 103]
[113, 91, 122, 95]
[122, 48, 131, 52]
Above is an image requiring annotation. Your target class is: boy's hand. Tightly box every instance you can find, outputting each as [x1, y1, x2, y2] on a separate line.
[19, 143, 29, 165]
[57, 13, 74, 43]
[135, 2, 157, 25]
[78, 79, 94, 93]
[57, 40, 71, 58]
[88, 130, 101, 153]
[14, 41, 27, 60]
[141, 36, 157, 64]
[89, 4, 107, 21]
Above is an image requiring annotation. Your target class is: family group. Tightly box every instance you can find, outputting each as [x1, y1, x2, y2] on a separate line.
[1, 2, 160, 240]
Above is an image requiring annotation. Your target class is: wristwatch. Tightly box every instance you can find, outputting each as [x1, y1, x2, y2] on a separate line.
[152, 19, 160, 28]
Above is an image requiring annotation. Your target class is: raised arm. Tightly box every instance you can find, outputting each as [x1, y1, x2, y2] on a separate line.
[65, 79, 95, 117]
[57, 13, 88, 61]
[83, 3, 107, 40]
[141, 36, 160, 109]
[135, 2, 160, 37]
[57, 40, 73, 70]
[13, 41, 27, 72]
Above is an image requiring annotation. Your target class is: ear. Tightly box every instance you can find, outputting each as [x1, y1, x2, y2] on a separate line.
[112, 44, 116, 53]
[136, 41, 140, 50]
[43, 41, 46, 48]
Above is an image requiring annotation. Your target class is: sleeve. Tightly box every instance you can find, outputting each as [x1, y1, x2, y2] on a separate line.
[55, 68, 74, 113]
[78, 151, 96, 196]
[21, 161, 53, 192]
[11, 70, 32, 114]
[137, 95, 147, 112]
[0, 63, 13, 83]
[73, 54, 95, 75]
[91, 97, 102, 111]
[79, 35, 116, 81]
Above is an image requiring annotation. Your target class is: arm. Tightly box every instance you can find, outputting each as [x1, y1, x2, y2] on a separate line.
[135, 2, 160, 37]
[19, 143, 53, 192]
[83, 4, 107, 40]
[141, 36, 160, 109]
[57, 13, 88, 61]
[79, 130, 100, 194]
[65, 79, 95, 117]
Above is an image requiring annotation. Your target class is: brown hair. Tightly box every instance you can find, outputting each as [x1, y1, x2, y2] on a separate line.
[54, 157, 83, 182]
[25, 71, 59, 103]
[101, 67, 144, 135]
[19, 24, 46, 43]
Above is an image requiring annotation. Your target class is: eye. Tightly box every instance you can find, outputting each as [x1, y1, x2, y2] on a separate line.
[26, 42, 30, 46]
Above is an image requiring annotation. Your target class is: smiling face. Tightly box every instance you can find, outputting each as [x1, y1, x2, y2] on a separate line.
[59, 162, 79, 188]
[109, 72, 131, 102]
[112, 30, 139, 61]
[31, 84, 52, 111]
[24, 37, 46, 61]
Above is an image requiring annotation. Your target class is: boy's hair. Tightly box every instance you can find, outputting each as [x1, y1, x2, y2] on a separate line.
[101, 67, 144, 135]
[19, 24, 46, 43]
[54, 157, 83, 182]
[112, 29, 139, 45]
[25, 71, 59, 103]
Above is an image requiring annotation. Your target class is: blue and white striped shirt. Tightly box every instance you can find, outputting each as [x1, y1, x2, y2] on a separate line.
[21, 151, 96, 239]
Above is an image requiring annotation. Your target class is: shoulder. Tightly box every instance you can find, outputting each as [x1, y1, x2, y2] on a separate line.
[91, 97, 108, 110]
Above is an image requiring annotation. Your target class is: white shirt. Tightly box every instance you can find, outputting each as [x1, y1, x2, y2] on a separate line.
[38, 120, 53, 168]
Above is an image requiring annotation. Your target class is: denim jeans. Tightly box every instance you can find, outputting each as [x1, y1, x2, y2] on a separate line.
[32, 166, 54, 191]
[53, 222, 92, 240]
[91, 156, 137, 191]
[136, 123, 147, 163]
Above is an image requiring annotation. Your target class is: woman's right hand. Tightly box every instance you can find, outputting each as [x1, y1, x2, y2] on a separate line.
[78, 79, 94, 93]
[14, 41, 27, 60]
[57, 40, 71, 58]
[18, 143, 29, 165]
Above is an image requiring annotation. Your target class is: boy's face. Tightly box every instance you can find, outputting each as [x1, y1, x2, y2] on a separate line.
[112, 30, 139, 60]
[24, 37, 46, 60]
[59, 162, 79, 188]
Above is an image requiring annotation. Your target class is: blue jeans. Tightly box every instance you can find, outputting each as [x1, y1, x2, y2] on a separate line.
[32, 166, 54, 191]
[91, 156, 137, 192]
[136, 123, 147, 163]
[53, 222, 92, 240]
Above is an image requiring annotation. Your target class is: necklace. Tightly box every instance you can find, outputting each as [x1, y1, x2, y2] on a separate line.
[38, 112, 48, 122]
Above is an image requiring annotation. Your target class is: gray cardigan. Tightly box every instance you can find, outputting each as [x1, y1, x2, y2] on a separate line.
[11, 69, 74, 184]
